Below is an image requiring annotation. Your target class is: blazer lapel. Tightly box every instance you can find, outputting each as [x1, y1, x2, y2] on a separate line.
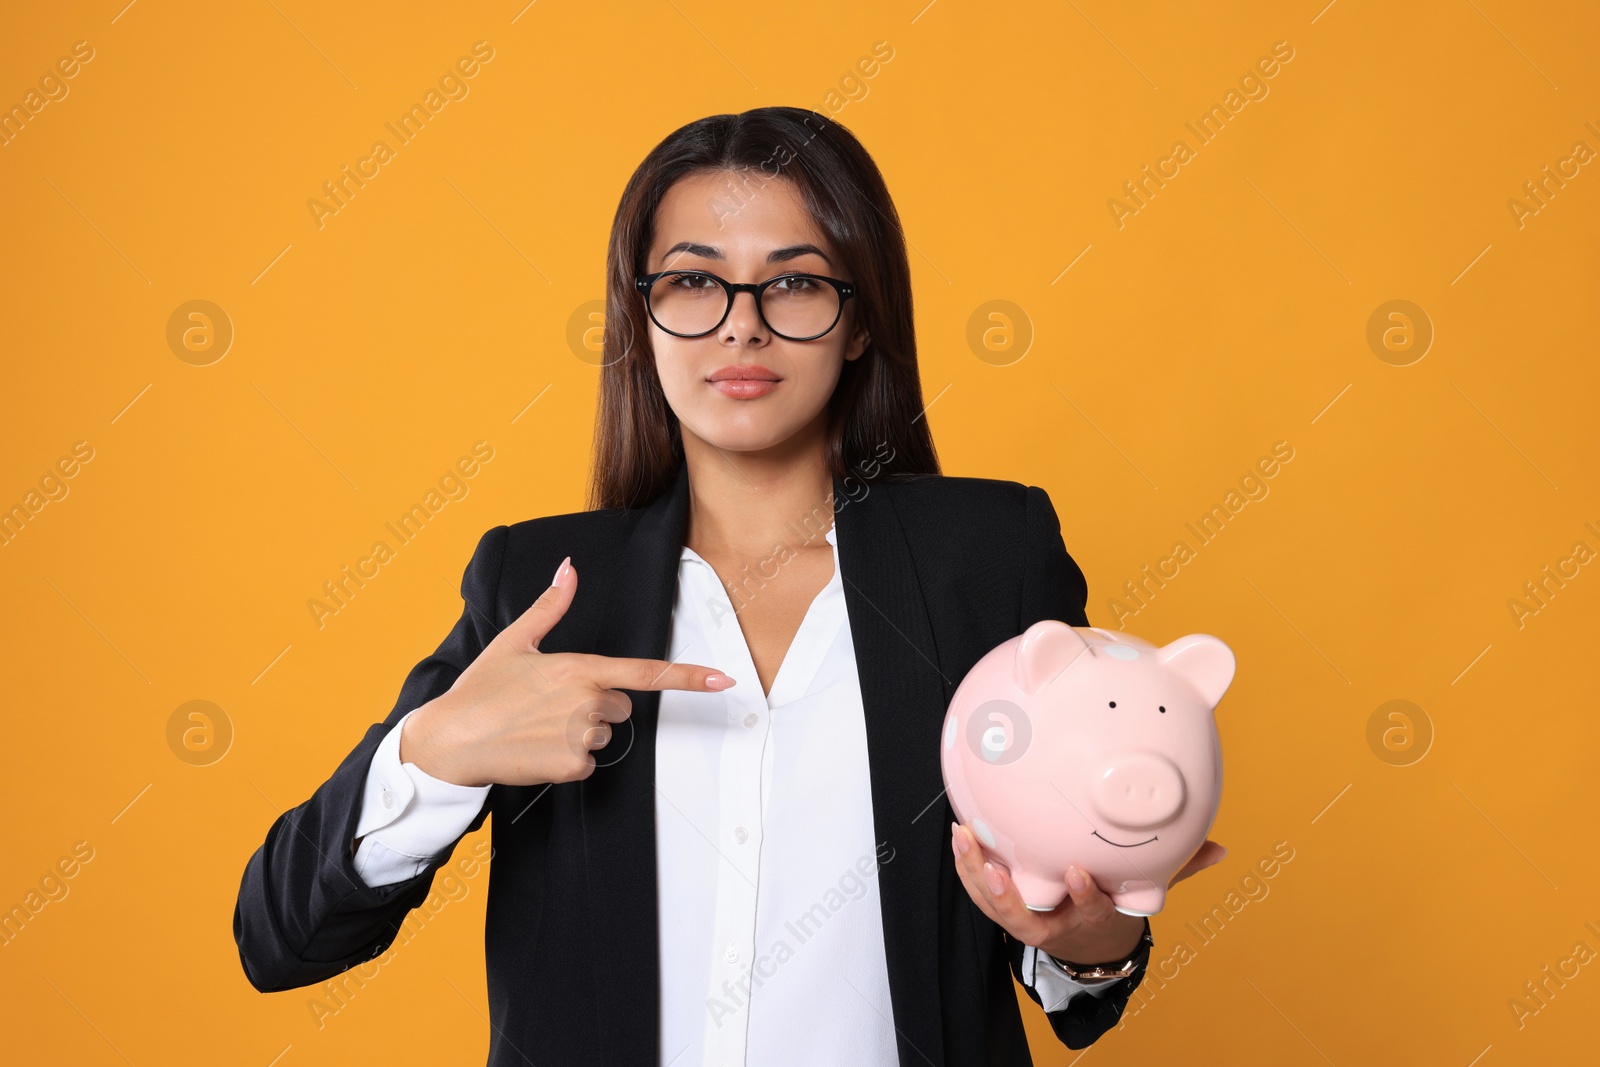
[835, 474, 951, 1066]
[581, 461, 691, 1066]
[580, 465, 950, 1067]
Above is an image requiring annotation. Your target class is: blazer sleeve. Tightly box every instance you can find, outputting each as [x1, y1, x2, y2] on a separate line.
[1007, 485, 1155, 1048]
[232, 524, 509, 993]
[1006, 916, 1153, 1049]
[1018, 484, 1091, 631]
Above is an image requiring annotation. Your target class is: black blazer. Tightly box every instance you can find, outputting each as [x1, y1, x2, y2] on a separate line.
[234, 462, 1153, 1065]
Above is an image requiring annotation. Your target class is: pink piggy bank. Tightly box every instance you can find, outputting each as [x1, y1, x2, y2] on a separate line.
[941, 621, 1235, 916]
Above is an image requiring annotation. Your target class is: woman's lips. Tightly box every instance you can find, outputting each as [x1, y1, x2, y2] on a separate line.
[708, 379, 780, 398]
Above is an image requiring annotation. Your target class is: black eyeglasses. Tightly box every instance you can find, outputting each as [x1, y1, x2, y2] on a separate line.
[634, 269, 857, 342]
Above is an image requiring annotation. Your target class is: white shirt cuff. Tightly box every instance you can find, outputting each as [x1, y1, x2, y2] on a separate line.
[351, 709, 491, 888]
[1023, 942, 1127, 1012]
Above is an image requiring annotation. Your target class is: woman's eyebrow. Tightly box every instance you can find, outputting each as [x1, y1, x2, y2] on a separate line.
[659, 241, 832, 266]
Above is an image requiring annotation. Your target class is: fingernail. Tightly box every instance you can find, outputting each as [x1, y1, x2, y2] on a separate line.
[551, 556, 571, 586]
[983, 862, 1004, 896]
[705, 673, 734, 690]
[952, 822, 970, 856]
[1067, 866, 1088, 893]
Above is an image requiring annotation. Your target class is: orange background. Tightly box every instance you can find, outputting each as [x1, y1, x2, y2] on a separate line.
[3, 1, 1598, 1063]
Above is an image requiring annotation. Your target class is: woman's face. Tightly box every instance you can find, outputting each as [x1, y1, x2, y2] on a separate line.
[643, 169, 870, 457]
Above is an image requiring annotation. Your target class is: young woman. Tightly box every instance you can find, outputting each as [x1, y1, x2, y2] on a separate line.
[234, 106, 1222, 1066]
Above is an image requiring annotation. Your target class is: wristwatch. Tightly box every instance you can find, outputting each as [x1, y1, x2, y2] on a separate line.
[1050, 917, 1153, 981]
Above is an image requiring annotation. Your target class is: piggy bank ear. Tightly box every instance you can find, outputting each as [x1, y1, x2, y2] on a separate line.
[1014, 620, 1094, 695]
[1158, 634, 1236, 707]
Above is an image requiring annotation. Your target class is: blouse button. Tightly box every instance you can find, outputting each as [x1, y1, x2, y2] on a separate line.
[724, 944, 739, 963]
[743, 712, 758, 728]
[733, 825, 748, 844]
[381, 788, 395, 809]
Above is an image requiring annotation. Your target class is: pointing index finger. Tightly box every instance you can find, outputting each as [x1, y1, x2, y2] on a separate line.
[581, 654, 736, 693]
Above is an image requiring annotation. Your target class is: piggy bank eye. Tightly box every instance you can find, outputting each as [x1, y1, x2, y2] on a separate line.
[1108, 701, 1116, 708]
[1159, 705, 1166, 713]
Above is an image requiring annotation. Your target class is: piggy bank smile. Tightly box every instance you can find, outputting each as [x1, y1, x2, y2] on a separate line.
[1091, 830, 1158, 848]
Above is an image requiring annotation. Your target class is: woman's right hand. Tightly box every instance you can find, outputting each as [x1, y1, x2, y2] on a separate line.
[399, 555, 735, 787]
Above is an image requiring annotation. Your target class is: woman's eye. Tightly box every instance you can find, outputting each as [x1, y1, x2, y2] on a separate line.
[670, 273, 713, 289]
[773, 275, 816, 292]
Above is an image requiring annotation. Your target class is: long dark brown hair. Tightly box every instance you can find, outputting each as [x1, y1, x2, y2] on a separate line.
[586, 106, 940, 511]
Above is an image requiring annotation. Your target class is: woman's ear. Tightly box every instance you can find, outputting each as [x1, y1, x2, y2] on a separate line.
[846, 329, 871, 362]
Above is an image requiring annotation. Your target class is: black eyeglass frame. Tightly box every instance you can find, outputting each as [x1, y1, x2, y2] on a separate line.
[633, 269, 858, 342]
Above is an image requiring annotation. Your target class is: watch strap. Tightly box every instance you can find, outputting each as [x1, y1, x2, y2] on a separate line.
[1052, 916, 1153, 980]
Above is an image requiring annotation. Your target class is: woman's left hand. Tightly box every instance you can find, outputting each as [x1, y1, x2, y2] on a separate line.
[951, 820, 1226, 965]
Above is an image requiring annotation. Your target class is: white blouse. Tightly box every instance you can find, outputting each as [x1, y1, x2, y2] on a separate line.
[352, 522, 1118, 1065]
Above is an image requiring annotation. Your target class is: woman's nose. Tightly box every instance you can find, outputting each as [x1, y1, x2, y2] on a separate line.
[720, 289, 768, 343]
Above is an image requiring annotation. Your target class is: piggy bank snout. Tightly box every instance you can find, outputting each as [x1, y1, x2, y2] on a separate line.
[1090, 753, 1186, 830]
